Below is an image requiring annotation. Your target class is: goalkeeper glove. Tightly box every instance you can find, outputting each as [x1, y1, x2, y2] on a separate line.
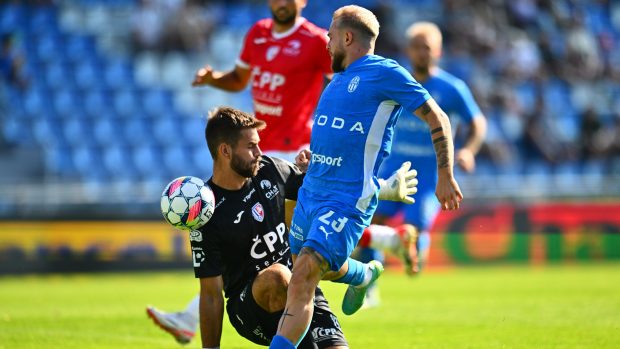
[378, 161, 418, 204]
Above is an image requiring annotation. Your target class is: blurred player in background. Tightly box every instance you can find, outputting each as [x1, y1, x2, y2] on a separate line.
[191, 0, 331, 162]
[356, 21, 487, 307]
[147, 0, 332, 343]
[269, 7, 462, 349]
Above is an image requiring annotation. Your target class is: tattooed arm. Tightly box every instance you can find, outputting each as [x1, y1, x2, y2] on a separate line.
[414, 98, 463, 210]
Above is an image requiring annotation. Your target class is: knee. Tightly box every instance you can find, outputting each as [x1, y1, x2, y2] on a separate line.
[252, 263, 291, 312]
[288, 252, 324, 297]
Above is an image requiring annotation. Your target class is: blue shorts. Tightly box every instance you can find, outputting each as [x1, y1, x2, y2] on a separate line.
[289, 188, 368, 271]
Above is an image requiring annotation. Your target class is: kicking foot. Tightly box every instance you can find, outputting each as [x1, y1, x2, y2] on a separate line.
[342, 260, 384, 315]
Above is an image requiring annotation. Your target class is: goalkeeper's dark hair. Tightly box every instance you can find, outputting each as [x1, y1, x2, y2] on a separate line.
[205, 106, 266, 159]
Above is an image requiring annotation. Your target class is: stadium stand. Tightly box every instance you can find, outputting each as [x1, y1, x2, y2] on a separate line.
[0, 0, 619, 217]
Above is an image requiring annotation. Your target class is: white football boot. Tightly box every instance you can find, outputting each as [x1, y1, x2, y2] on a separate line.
[146, 306, 197, 344]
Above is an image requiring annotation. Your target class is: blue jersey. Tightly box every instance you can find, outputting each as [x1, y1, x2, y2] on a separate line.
[301, 55, 430, 218]
[375, 68, 482, 232]
[381, 68, 481, 178]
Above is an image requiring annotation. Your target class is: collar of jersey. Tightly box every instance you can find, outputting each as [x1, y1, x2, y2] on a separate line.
[345, 54, 375, 72]
[271, 17, 306, 40]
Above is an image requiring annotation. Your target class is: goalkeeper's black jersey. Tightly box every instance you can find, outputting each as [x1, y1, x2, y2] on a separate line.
[190, 156, 304, 298]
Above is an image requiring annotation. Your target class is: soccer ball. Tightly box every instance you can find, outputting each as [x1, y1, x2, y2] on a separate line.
[161, 176, 215, 231]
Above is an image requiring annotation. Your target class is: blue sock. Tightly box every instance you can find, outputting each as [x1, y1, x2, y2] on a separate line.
[333, 258, 367, 286]
[270, 335, 296, 349]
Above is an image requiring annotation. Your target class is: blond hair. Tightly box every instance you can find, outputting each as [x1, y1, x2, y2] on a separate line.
[406, 21, 443, 47]
[332, 5, 380, 43]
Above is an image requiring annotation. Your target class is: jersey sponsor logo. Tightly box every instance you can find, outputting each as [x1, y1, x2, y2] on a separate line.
[254, 101, 283, 117]
[253, 326, 269, 341]
[243, 188, 256, 203]
[252, 202, 264, 222]
[348, 75, 360, 92]
[283, 40, 301, 56]
[251, 67, 286, 91]
[250, 222, 286, 259]
[289, 222, 304, 241]
[253, 38, 267, 44]
[311, 326, 340, 341]
[261, 180, 280, 200]
[234, 211, 244, 224]
[189, 230, 202, 242]
[215, 196, 226, 208]
[266, 45, 280, 61]
[192, 247, 205, 267]
[312, 152, 343, 167]
[315, 114, 365, 134]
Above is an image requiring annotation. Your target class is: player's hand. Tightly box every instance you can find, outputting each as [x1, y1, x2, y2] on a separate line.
[192, 65, 214, 86]
[435, 170, 463, 210]
[378, 161, 418, 204]
[295, 149, 311, 173]
[456, 148, 476, 173]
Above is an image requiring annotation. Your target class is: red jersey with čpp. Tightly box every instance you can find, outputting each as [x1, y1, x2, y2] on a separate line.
[238, 18, 332, 152]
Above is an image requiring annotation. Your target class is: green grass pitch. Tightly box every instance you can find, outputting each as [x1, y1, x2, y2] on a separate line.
[0, 263, 619, 349]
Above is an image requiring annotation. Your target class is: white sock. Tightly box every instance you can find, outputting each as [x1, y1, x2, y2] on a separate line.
[355, 265, 374, 288]
[367, 224, 400, 250]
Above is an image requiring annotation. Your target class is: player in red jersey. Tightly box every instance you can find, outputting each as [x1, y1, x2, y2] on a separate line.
[191, 0, 331, 160]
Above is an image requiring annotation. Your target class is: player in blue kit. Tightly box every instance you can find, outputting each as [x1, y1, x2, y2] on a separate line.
[269, 6, 463, 349]
[357, 22, 487, 291]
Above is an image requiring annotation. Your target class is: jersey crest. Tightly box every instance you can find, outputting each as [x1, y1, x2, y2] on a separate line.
[252, 202, 265, 222]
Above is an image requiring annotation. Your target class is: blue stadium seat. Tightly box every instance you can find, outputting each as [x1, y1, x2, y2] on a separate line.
[44, 61, 75, 90]
[34, 31, 65, 63]
[74, 59, 103, 92]
[2, 117, 34, 146]
[63, 117, 95, 146]
[163, 145, 192, 178]
[182, 117, 206, 147]
[45, 145, 77, 177]
[64, 35, 97, 64]
[92, 117, 121, 146]
[28, 6, 58, 33]
[73, 145, 108, 180]
[104, 58, 134, 90]
[142, 88, 174, 118]
[22, 86, 52, 117]
[103, 145, 139, 179]
[33, 117, 65, 147]
[84, 89, 113, 117]
[53, 87, 83, 117]
[113, 87, 140, 118]
[192, 145, 213, 177]
[0, 3, 26, 33]
[133, 144, 165, 178]
[152, 117, 179, 146]
[122, 117, 152, 146]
